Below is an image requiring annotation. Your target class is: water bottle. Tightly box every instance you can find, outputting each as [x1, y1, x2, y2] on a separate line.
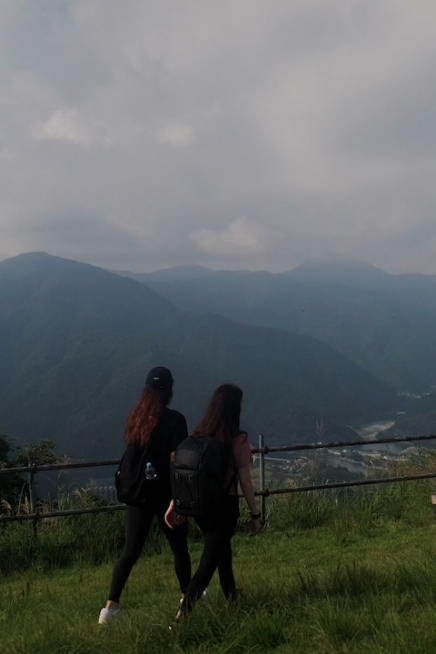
[145, 462, 157, 480]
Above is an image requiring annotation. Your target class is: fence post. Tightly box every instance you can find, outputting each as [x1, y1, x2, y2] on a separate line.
[28, 463, 38, 537]
[28, 464, 36, 515]
[259, 434, 266, 524]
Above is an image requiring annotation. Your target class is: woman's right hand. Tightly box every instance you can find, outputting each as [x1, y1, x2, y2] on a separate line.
[238, 464, 262, 535]
[249, 517, 261, 536]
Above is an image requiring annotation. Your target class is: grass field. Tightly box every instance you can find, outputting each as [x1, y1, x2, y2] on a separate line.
[2, 482, 436, 653]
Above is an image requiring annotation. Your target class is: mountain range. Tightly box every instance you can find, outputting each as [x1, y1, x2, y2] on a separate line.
[0, 253, 402, 459]
[117, 259, 436, 393]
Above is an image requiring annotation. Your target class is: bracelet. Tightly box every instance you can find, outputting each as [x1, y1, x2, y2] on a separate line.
[250, 512, 261, 520]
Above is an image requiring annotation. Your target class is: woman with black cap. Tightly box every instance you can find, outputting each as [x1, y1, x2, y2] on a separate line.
[99, 366, 191, 624]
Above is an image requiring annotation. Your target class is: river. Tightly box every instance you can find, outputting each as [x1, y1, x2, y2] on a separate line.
[322, 420, 402, 473]
[265, 420, 402, 475]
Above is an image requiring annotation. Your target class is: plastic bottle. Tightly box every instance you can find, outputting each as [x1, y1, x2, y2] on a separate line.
[145, 462, 157, 480]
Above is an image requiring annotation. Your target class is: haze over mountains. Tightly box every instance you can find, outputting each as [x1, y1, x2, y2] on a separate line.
[118, 259, 436, 393]
[0, 253, 402, 458]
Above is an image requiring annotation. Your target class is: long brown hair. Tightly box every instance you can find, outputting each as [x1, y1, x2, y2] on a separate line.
[192, 384, 243, 445]
[124, 387, 172, 446]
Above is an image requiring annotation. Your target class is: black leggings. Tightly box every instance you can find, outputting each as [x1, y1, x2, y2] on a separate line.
[108, 501, 191, 603]
[182, 496, 239, 610]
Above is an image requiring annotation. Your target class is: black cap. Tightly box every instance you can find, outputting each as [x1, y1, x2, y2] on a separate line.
[145, 366, 174, 391]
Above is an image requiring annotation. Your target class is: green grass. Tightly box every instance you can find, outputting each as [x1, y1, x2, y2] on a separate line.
[2, 482, 436, 653]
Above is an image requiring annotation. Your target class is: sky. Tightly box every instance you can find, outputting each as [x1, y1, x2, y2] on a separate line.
[1, 1, 436, 274]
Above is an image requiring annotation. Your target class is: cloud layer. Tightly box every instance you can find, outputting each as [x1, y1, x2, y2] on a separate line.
[1, 1, 436, 273]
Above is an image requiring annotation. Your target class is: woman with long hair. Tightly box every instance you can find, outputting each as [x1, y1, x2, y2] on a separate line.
[99, 366, 191, 624]
[165, 383, 260, 616]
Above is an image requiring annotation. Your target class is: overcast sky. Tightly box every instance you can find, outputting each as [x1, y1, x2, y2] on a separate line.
[1, 1, 436, 274]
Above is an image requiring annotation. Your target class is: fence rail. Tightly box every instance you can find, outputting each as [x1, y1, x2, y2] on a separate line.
[252, 432, 436, 454]
[1, 433, 436, 525]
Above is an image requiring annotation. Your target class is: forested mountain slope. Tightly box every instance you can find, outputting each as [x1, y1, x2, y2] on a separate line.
[127, 260, 436, 392]
[0, 253, 400, 458]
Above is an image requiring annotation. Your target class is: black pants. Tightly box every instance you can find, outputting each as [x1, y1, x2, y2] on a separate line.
[182, 496, 239, 610]
[108, 500, 191, 603]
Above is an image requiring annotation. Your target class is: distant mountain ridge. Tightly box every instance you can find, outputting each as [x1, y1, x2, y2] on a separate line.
[0, 253, 400, 458]
[122, 259, 436, 392]
[285, 258, 392, 287]
[111, 263, 213, 283]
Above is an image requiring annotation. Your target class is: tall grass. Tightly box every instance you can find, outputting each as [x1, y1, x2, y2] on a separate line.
[0, 491, 206, 576]
[1, 475, 433, 577]
[0, 512, 125, 575]
[266, 476, 433, 534]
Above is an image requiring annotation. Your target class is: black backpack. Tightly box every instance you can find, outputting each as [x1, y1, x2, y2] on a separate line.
[170, 434, 231, 518]
[115, 440, 160, 505]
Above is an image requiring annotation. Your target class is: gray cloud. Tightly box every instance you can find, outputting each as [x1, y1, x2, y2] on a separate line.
[1, 1, 436, 273]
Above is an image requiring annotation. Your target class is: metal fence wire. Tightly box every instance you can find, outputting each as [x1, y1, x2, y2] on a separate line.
[1, 433, 436, 525]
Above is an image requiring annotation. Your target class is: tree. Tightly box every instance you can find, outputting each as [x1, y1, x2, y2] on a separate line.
[17, 438, 60, 466]
[315, 420, 328, 441]
[0, 433, 11, 465]
[0, 434, 24, 508]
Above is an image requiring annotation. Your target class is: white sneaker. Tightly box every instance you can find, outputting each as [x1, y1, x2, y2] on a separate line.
[98, 607, 121, 624]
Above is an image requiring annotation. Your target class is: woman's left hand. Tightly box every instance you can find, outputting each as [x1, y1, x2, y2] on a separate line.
[165, 500, 186, 529]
